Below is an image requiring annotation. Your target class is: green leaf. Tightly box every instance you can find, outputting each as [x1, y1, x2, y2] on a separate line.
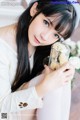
[76, 69, 80, 74]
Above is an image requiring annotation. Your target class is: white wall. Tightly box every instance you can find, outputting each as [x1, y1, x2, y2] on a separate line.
[0, 0, 80, 27]
[0, 0, 25, 27]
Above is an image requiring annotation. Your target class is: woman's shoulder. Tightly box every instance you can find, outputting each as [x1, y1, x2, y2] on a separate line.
[0, 26, 7, 40]
[0, 24, 17, 53]
[0, 24, 11, 39]
[0, 24, 16, 40]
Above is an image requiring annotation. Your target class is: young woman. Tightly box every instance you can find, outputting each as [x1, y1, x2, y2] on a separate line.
[0, 0, 77, 119]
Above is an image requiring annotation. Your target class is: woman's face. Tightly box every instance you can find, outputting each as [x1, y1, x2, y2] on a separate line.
[28, 3, 63, 47]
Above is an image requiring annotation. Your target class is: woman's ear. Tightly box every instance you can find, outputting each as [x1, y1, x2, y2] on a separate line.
[30, 2, 38, 17]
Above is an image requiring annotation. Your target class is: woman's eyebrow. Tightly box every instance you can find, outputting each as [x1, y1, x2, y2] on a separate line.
[58, 32, 63, 38]
[57, 32, 64, 40]
[47, 18, 53, 25]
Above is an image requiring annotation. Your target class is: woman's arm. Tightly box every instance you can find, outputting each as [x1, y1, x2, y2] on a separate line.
[21, 68, 72, 120]
[0, 48, 43, 113]
[0, 42, 75, 113]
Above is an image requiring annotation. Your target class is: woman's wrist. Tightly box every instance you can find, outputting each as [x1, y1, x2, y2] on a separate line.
[35, 82, 47, 98]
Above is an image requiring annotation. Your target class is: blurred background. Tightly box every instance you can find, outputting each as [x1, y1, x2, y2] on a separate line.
[0, 0, 80, 120]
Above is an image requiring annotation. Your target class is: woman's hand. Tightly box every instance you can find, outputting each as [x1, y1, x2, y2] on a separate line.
[44, 62, 75, 90]
[17, 62, 75, 99]
[36, 62, 75, 98]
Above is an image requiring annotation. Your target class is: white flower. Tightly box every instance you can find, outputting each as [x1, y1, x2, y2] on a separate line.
[69, 56, 80, 69]
[77, 41, 80, 49]
[64, 39, 76, 50]
[52, 42, 69, 54]
[77, 41, 80, 56]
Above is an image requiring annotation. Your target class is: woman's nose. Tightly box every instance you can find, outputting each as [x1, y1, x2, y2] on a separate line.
[40, 30, 52, 41]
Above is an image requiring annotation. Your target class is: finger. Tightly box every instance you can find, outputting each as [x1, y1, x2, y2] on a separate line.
[64, 69, 75, 76]
[59, 62, 71, 72]
[64, 80, 71, 83]
[62, 78, 70, 86]
[44, 65, 51, 74]
[63, 78, 72, 84]
[61, 61, 76, 73]
[66, 74, 74, 81]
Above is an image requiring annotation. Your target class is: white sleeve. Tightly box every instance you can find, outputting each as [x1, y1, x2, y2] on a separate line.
[0, 51, 43, 112]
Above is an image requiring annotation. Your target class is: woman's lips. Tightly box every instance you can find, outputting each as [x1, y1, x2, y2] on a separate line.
[34, 36, 40, 44]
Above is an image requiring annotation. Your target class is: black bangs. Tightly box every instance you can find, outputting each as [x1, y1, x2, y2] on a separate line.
[43, 11, 74, 39]
[38, 3, 77, 39]
[53, 13, 73, 39]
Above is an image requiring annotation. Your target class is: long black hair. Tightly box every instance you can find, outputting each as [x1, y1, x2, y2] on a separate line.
[11, 0, 77, 92]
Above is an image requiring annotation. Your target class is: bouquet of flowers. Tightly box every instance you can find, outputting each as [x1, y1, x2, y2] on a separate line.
[64, 39, 80, 73]
[47, 39, 80, 87]
[48, 39, 80, 71]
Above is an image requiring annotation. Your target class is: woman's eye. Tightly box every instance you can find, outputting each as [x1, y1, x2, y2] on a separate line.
[43, 20, 49, 26]
[54, 34, 60, 39]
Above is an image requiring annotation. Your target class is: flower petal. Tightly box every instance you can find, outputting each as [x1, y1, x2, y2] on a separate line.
[69, 57, 80, 69]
